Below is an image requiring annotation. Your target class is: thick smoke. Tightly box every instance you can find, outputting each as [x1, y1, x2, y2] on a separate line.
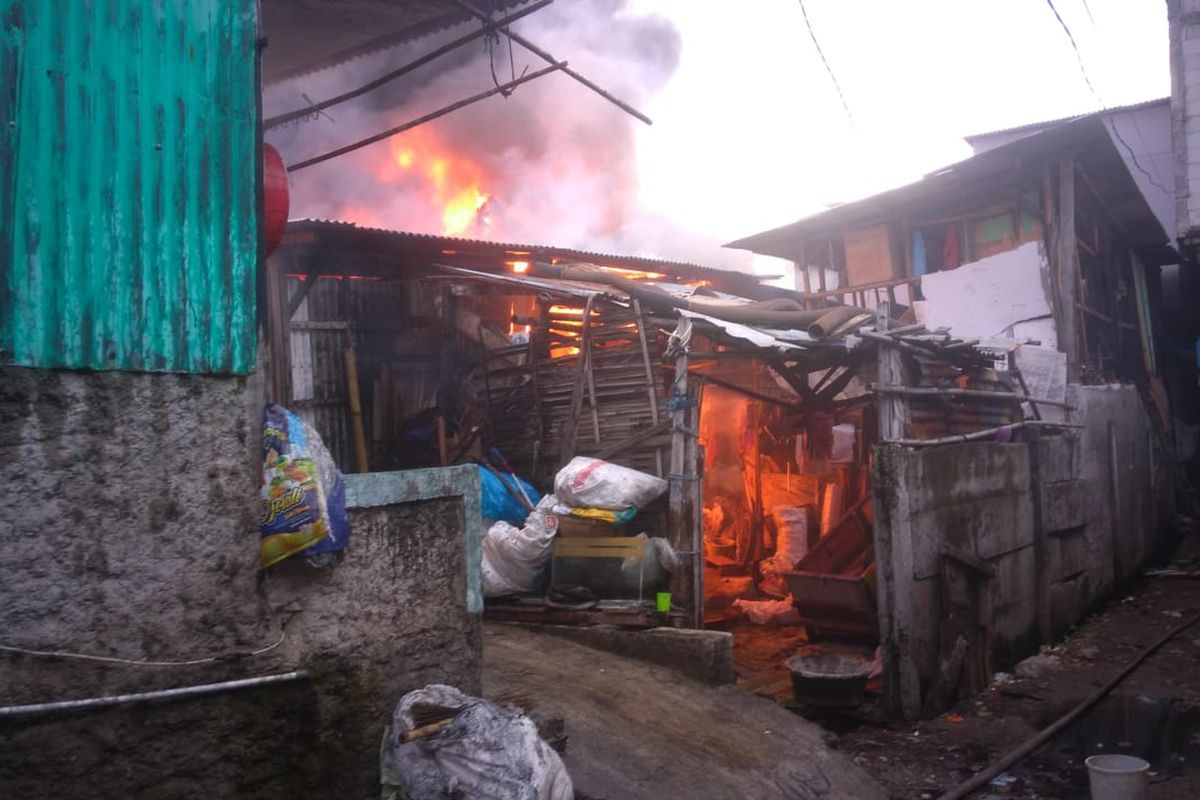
[264, 1, 749, 270]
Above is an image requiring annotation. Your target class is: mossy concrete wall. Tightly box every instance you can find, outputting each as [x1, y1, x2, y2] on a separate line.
[0, 368, 481, 799]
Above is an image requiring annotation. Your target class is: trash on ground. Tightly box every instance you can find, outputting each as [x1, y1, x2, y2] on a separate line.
[381, 684, 572, 800]
[733, 596, 799, 625]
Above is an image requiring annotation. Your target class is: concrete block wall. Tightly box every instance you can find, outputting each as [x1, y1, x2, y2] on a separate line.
[0, 368, 482, 799]
[872, 384, 1169, 719]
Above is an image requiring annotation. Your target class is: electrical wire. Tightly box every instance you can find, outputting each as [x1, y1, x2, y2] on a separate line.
[1045, 0, 1101, 104]
[1044, 0, 1172, 195]
[797, 0, 855, 131]
[0, 630, 286, 668]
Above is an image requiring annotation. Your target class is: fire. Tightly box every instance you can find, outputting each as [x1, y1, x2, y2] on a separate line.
[352, 126, 493, 236]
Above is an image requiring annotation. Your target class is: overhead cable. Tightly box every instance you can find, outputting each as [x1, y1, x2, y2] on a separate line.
[797, 0, 856, 131]
[1044, 0, 1171, 195]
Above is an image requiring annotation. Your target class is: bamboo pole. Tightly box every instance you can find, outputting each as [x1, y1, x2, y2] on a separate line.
[344, 340, 370, 473]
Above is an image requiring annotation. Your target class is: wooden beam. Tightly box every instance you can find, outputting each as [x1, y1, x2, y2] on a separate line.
[1054, 157, 1082, 381]
[869, 383, 1073, 409]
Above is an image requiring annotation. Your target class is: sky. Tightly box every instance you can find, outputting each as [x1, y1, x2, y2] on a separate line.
[270, 0, 1171, 276]
[627, 0, 1170, 273]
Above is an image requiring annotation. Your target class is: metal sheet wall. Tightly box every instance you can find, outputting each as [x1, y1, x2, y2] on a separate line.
[0, 0, 259, 373]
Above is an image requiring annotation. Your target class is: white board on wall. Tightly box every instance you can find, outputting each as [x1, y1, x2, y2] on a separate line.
[913, 240, 1057, 349]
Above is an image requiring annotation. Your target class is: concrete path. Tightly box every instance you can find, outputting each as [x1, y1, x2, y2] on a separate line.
[483, 624, 887, 800]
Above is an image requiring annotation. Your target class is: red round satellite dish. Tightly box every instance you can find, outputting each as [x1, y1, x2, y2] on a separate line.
[263, 143, 289, 256]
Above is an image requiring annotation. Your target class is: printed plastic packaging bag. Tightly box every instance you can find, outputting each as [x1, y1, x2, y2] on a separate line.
[381, 684, 572, 800]
[567, 505, 638, 525]
[258, 404, 349, 568]
[553, 457, 667, 512]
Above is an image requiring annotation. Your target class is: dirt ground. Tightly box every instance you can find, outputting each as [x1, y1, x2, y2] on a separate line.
[824, 547, 1200, 799]
[482, 623, 887, 800]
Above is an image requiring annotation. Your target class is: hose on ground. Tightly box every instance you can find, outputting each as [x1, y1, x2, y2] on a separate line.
[935, 606, 1200, 800]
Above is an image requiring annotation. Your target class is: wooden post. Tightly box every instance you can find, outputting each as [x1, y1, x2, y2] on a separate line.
[875, 306, 909, 442]
[1054, 156, 1082, 381]
[265, 254, 291, 404]
[344, 339, 370, 473]
[667, 318, 698, 627]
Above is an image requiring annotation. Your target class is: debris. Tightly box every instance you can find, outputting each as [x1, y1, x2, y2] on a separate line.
[733, 596, 798, 625]
[1013, 654, 1063, 680]
[1076, 645, 1100, 660]
[987, 771, 1021, 793]
[381, 684, 572, 800]
[945, 713, 965, 723]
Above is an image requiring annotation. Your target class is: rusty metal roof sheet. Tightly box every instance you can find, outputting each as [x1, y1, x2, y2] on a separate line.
[281, 218, 772, 289]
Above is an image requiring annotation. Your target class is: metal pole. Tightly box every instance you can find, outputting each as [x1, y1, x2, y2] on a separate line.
[0, 671, 310, 719]
[451, 0, 652, 125]
[264, 0, 555, 130]
[289, 62, 566, 172]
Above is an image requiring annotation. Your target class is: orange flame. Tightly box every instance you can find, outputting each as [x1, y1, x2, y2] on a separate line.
[341, 127, 492, 236]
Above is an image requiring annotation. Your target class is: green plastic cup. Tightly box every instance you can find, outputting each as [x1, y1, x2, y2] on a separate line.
[656, 591, 671, 613]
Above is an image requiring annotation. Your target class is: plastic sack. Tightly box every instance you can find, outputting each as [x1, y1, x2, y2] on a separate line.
[259, 404, 349, 568]
[764, 506, 809, 575]
[481, 467, 542, 526]
[482, 497, 560, 597]
[554, 457, 667, 511]
[381, 684, 572, 800]
[620, 534, 680, 575]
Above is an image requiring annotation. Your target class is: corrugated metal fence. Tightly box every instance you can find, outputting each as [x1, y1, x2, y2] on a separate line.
[0, 0, 259, 373]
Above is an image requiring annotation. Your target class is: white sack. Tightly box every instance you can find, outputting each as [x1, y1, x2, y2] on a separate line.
[554, 457, 668, 511]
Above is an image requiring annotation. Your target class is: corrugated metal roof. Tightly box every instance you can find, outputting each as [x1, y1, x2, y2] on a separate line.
[725, 115, 1173, 265]
[1, 0, 259, 373]
[261, 0, 529, 84]
[283, 218, 769, 288]
[962, 97, 1168, 148]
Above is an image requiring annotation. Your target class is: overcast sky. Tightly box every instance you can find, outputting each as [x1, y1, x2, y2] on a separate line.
[629, 0, 1170, 268]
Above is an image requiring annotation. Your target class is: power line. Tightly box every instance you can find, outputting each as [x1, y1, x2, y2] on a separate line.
[1044, 0, 1171, 195]
[797, 0, 855, 131]
[1045, 0, 1102, 105]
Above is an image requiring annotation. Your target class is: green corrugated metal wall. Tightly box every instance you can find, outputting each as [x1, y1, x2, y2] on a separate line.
[0, 0, 259, 373]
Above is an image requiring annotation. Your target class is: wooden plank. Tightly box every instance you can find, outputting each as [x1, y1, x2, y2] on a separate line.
[595, 418, 672, 460]
[554, 536, 646, 559]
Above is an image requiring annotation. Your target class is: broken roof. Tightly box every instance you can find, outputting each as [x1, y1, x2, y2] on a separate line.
[260, 0, 528, 84]
[280, 218, 789, 297]
[725, 113, 1175, 267]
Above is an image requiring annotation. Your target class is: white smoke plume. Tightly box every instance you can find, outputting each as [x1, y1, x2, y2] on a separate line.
[263, 0, 751, 271]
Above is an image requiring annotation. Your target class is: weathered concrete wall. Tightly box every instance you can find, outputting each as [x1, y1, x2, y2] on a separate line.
[0, 367, 482, 799]
[873, 384, 1169, 718]
[1170, 0, 1200, 237]
[872, 440, 1036, 719]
